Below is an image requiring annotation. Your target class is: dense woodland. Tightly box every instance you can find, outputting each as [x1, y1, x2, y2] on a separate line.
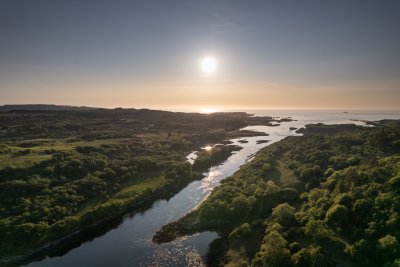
[154, 120, 400, 267]
[0, 107, 273, 263]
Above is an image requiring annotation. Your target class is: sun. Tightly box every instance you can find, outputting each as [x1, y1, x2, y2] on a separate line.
[201, 57, 217, 74]
[200, 107, 220, 114]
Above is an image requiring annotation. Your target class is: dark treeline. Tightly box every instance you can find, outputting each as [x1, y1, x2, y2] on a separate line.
[0, 108, 273, 141]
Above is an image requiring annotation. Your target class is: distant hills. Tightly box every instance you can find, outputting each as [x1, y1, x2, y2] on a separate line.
[0, 104, 97, 111]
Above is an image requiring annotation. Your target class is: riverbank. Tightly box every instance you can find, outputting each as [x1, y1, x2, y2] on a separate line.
[0, 108, 281, 266]
[153, 121, 400, 266]
[1, 145, 244, 266]
[13, 112, 399, 267]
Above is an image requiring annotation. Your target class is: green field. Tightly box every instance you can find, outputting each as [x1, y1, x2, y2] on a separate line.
[0, 138, 134, 169]
[113, 171, 165, 199]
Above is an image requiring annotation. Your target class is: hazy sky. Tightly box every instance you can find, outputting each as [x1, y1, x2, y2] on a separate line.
[1, 0, 399, 110]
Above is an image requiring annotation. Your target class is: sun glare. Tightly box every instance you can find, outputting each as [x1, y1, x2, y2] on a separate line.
[200, 107, 220, 114]
[201, 57, 217, 74]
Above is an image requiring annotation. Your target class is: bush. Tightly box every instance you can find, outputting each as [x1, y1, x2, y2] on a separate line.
[228, 223, 252, 242]
[272, 203, 295, 226]
[325, 205, 349, 229]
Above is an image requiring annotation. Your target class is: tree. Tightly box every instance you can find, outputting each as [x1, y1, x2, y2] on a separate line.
[228, 223, 252, 242]
[231, 195, 251, 220]
[292, 248, 312, 267]
[378, 235, 400, 262]
[252, 231, 292, 267]
[305, 219, 334, 242]
[272, 203, 295, 226]
[325, 204, 349, 228]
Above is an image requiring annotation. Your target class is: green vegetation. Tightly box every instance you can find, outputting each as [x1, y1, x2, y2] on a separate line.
[193, 145, 242, 172]
[0, 108, 276, 262]
[154, 120, 400, 267]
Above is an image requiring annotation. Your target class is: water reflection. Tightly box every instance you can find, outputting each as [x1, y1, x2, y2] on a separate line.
[202, 145, 213, 151]
[22, 110, 400, 267]
[200, 170, 223, 195]
[186, 151, 198, 164]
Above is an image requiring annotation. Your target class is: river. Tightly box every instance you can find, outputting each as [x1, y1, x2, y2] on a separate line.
[24, 110, 400, 267]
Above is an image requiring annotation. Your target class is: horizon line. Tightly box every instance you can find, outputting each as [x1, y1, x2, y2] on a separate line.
[1, 103, 400, 112]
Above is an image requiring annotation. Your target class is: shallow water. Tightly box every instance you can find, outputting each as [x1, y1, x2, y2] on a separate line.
[24, 110, 400, 267]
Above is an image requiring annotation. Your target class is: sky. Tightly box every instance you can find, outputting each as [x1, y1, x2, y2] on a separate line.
[1, 0, 399, 111]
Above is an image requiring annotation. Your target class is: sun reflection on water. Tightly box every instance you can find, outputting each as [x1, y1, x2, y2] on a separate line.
[202, 145, 213, 151]
[200, 170, 223, 194]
